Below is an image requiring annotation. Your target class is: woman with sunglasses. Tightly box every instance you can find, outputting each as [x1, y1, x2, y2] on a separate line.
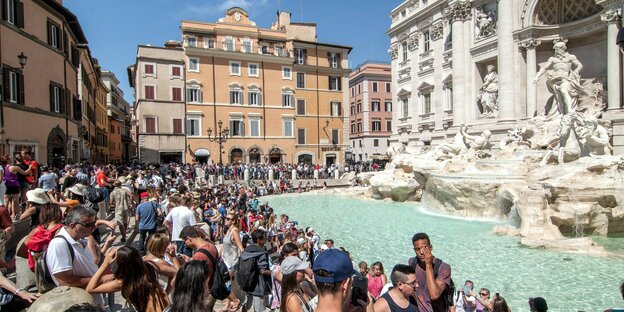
[280, 256, 314, 312]
[221, 212, 244, 312]
[87, 246, 169, 312]
[470, 288, 493, 312]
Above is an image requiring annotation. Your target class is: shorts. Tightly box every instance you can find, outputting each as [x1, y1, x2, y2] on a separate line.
[5, 186, 19, 195]
[115, 210, 129, 226]
[19, 181, 30, 190]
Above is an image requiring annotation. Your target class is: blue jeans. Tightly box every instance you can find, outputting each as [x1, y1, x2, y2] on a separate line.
[176, 240, 193, 257]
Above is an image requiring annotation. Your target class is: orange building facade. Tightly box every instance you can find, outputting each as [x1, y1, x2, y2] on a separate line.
[182, 8, 351, 165]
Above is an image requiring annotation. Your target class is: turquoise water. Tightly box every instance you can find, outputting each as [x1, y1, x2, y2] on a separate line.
[266, 193, 624, 311]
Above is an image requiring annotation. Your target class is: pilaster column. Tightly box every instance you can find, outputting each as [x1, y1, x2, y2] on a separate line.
[497, 0, 515, 120]
[445, 1, 472, 126]
[601, 9, 622, 111]
[520, 40, 541, 118]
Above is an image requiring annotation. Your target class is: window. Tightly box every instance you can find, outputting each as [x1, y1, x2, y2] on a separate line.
[145, 117, 156, 133]
[50, 84, 62, 113]
[242, 39, 252, 53]
[172, 87, 182, 102]
[385, 101, 392, 112]
[297, 72, 305, 88]
[444, 84, 453, 111]
[386, 83, 391, 92]
[283, 118, 293, 137]
[423, 31, 431, 52]
[261, 45, 269, 54]
[386, 120, 392, 131]
[230, 61, 241, 76]
[350, 122, 355, 134]
[296, 99, 306, 115]
[329, 52, 340, 68]
[356, 101, 362, 113]
[372, 101, 380, 112]
[248, 91, 260, 106]
[350, 104, 355, 116]
[374, 139, 379, 147]
[110, 124, 115, 134]
[351, 87, 354, 97]
[187, 87, 202, 103]
[329, 76, 340, 91]
[48, 20, 61, 49]
[6, 0, 15, 25]
[357, 121, 362, 133]
[230, 119, 244, 137]
[173, 119, 183, 134]
[331, 129, 339, 145]
[249, 118, 260, 137]
[275, 45, 285, 56]
[359, 140, 362, 148]
[402, 98, 409, 118]
[282, 92, 294, 107]
[330, 101, 342, 117]
[282, 67, 292, 79]
[230, 90, 243, 105]
[297, 129, 306, 144]
[372, 82, 378, 92]
[372, 120, 381, 132]
[224, 37, 234, 51]
[144, 85, 155, 100]
[295, 48, 307, 64]
[144, 64, 154, 75]
[186, 36, 197, 47]
[402, 42, 408, 62]
[186, 117, 201, 136]
[423, 93, 432, 114]
[206, 37, 215, 49]
[171, 66, 182, 78]
[189, 58, 199, 72]
[248, 63, 259, 77]
[387, 139, 391, 147]
[357, 84, 361, 94]
[6, 70, 21, 104]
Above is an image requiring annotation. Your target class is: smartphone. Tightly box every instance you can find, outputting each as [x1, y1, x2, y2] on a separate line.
[464, 285, 471, 294]
[351, 275, 368, 306]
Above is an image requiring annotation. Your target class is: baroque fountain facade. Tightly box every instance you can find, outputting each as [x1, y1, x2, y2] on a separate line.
[376, 0, 624, 255]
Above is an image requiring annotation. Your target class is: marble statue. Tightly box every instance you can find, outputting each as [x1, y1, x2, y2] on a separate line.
[532, 41, 584, 115]
[387, 143, 407, 159]
[477, 65, 499, 117]
[499, 126, 532, 150]
[475, 8, 496, 38]
[460, 126, 491, 150]
[435, 125, 491, 159]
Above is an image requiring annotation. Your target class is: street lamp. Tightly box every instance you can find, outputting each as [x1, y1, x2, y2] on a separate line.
[17, 52, 27, 69]
[207, 119, 229, 165]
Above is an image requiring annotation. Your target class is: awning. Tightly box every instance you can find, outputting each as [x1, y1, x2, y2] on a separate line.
[370, 154, 389, 160]
[194, 148, 210, 157]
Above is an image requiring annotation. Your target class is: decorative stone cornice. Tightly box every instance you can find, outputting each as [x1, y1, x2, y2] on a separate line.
[445, 2, 473, 22]
[408, 32, 419, 51]
[431, 22, 444, 40]
[519, 39, 541, 50]
[601, 9, 622, 24]
[388, 44, 399, 60]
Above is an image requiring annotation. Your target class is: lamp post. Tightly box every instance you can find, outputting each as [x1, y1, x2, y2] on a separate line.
[207, 119, 229, 165]
[17, 52, 27, 69]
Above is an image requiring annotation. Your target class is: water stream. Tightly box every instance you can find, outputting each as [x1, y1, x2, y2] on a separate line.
[266, 193, 624, 311]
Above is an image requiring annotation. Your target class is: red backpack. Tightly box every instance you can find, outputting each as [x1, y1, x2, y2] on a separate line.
[26, 224, 63, 271]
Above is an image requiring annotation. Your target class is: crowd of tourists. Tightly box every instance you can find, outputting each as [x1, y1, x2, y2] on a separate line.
[0, 156, 617, 312]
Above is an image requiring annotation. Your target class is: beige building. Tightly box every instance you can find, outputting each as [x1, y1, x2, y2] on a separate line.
[182, 8, 351, 165]
[128, 44, 187, 163]
[102, 70, 133, 162]
[1, 0, 87, 167]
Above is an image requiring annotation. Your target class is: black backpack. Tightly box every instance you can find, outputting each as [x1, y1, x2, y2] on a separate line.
[84, 186, 105, 203]
[236, 251, 264, 292]
[197, 247, 231, 300]
[409, 257, 455, 312]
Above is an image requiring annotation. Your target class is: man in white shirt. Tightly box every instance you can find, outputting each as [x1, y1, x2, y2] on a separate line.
[454, 280, 476, 312]
[46, 205, 106, 307]
[164, 195, 196, 257]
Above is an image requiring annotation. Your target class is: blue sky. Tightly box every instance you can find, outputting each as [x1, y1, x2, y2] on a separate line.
[64, 0, 402, 103]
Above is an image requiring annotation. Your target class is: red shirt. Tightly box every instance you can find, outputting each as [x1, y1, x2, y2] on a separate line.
[97, 171, 108, 187]
[0, 206, 13, 230]
[24, 160, 38, 184]
[192, 243, 219, 287]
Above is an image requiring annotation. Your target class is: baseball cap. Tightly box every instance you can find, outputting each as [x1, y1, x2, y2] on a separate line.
[140, 192, 149, 199]
[281, 256, 310, 275]
[312, 249, 356, 283]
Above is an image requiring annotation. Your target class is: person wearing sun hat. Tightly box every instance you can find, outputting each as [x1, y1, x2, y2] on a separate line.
[313, 249, 373, 312]
[20, 188, 51, 229]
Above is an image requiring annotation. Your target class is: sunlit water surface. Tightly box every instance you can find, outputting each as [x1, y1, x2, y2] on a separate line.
[265, 193, 624, 311]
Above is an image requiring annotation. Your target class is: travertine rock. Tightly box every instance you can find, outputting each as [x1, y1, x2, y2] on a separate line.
[28, 286, 95, 312]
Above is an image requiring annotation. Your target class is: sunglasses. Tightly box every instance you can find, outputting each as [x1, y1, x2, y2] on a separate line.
[402, 280, 418, 289]
[225, 217, 234, 221]
[76, 221, 96, 228]
[480, 293, 489, 296]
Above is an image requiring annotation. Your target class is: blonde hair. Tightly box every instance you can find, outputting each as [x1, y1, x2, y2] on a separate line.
[146, 233, 170, 258]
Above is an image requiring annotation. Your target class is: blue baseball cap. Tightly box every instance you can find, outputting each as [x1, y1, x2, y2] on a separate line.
[313, 249, 356, 283]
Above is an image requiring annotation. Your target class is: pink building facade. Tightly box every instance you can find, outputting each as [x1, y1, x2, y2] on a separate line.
[348, 62, 392, 162]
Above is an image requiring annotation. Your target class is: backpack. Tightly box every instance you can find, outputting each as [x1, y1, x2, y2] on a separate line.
[197, 247, 231, 300]
[35, 235, 75, 293]
[84, 186, 105, 203]
[236, 250, 264, 292]
[26, 224, 63, 271]
[409, 257, 455, 312]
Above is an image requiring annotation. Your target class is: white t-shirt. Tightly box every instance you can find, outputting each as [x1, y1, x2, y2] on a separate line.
[453, 291, 476, 312]
[165, 206, 196, 242]
[46, 227, 105, 306]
